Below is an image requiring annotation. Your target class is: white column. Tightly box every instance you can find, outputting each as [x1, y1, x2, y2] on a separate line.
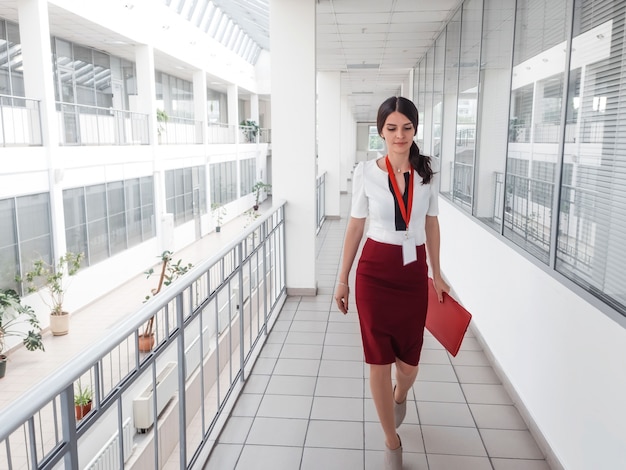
[193, 70, 208, 146]
[19, 0, 56, 147]
[340, 96, 354, 193]
[135, 45, 168, 248]
[317, 71, 341, 218]
[18, 0, 65, 258]
[270, 0, 317, 295]
[135, 45, 157, 142]
[227, 84, 239, 126]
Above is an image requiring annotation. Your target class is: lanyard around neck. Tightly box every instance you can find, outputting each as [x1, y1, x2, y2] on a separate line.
[385, 155, 414, 230]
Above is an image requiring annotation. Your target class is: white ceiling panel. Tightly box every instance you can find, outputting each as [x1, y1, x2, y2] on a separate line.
[0, 0, 462, 122]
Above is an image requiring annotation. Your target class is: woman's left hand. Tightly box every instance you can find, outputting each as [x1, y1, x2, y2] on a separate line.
[432, 276, 450, 303]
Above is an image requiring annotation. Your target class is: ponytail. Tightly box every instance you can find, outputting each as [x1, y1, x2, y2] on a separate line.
[409, 142, 434, 185]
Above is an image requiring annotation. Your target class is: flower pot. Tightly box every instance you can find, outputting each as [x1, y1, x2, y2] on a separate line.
[75, 401, 92, 421]
[215, 226, 221, 233]
[0, 355, 7, 379]
[50, 311, 70, 336]
[138, 333, 155, 352]
[253, 205, 259, 211]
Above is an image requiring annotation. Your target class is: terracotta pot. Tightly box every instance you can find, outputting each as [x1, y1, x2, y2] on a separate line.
[75, 401, 92, 421]
[50, 311, 70, 336]
[138, 333, 155, 352]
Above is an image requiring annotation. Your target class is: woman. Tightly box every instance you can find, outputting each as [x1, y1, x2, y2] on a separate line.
[334, 96, 449, 470]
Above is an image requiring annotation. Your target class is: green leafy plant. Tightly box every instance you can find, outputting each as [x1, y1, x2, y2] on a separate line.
[211, 202, 227, 230]
[156, 108, 169, 136]
[252, 181, 272, 210]
[141, 251, 193, 347]
[240, 119, 259, 143]
[18, 252, 83, 316]
[74, 380, 92, 406]
[0, 289, 44, 355]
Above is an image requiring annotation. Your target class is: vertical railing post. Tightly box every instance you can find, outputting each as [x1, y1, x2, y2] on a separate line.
[237, 242, 245, 382]
[176, 292, 187, 469]
[60, 385, 79, 470]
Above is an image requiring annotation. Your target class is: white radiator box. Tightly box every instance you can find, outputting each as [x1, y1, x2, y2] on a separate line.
[133, 362, 178, 432]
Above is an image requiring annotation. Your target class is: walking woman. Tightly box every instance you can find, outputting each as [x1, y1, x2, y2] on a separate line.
[334, 96, 449, 470]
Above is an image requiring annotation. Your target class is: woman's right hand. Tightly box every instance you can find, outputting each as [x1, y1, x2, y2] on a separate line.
[334, 283, 350, 314]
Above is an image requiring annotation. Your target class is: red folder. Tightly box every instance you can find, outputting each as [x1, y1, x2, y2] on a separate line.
[425, 278, 472, 357]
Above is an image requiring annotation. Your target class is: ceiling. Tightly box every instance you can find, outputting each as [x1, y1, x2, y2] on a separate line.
[216, 0, 464, 121]
[0, 0, 463, 122]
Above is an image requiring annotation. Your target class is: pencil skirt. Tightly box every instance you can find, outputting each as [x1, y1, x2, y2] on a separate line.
[355, 238, 428, 366]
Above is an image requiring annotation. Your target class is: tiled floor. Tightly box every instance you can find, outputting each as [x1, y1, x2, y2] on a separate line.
[203, 196, 550, 470]
[1, 194, 551, 470]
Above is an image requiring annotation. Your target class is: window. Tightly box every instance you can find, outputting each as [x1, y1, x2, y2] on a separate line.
[240, 158, 256, 196]
[555, 0, 626, 315]
[63, 177, 155, 266]
[0, 194, 53, 292]
[367, 126, 383, 152]
[165, 166, 207, 226]
[210, 161, 237, 205]
[503, 0, 571, 263]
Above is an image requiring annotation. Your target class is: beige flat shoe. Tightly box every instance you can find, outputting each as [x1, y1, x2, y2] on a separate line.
[384, 434, 402, 470]
[394, 385, 407, 428]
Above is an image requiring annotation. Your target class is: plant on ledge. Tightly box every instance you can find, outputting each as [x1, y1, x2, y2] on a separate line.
[18, 252, 83, 336]
[252, 181, 272, 210]
[240, 119, 260, 143]
[139, 250, 193, 352]
[0, 288, 45, 378]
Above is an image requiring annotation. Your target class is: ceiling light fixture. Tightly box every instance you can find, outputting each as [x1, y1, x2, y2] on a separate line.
[346, 63, 379, 70]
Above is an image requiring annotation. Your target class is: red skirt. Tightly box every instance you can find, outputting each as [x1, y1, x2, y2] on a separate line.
[355, 238, 428, 365]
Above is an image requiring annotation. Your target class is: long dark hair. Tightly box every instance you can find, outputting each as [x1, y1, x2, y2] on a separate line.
[376, 96, 434, 184]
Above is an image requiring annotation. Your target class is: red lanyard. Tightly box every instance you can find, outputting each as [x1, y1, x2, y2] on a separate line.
[385, 155, 414, 230]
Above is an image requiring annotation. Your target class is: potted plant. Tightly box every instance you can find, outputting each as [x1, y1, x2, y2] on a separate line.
[156, 108, 169, 141]
[252, 181, 272, 210]
[18, 252, 83, 336]
[211, 202, 226, 232]
[240, 119, 259, 143]
[74, 380, 93, 420]
[0, 289, 45, 378]
[139, 251, 192, 352]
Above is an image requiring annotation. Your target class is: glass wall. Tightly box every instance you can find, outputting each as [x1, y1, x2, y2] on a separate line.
[474, 0, 515, 228]
[156, 72, 194, 119]
[53, 38, 113, 108]
[0, 19, 24, 97]
[63, 177, 155, 266]
[207, 88, 227, 123]
[0, 194, 53, 292]
[555, 0, 626, 314]
[240, 158, 256, 197]
[453, 0, 482, 209]
[417, 0, 626, 317]
[165, 166, 207, 226]
[210, 161, 237, 205]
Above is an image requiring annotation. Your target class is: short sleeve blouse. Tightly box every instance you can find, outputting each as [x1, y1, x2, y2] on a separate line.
[350, 158, 439, 246]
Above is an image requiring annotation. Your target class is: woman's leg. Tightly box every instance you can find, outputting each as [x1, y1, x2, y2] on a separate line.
[394, 359, 419, 403]
[369, 364, 400, 449]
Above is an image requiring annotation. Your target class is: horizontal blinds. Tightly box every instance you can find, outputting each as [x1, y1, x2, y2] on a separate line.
[556, 0, 626, 315]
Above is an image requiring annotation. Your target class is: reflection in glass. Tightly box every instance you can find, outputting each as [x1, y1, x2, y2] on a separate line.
[503, 0, 571, 263]
[556, 0, 626, 315]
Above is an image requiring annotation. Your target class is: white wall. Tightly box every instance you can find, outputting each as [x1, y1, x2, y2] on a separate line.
[437, 198, 626, 470]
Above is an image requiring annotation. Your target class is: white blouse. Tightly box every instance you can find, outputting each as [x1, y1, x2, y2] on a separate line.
[350, 158, 439, 246]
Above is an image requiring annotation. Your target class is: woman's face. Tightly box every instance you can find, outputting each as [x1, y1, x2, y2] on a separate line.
[380, 111, 414, 155]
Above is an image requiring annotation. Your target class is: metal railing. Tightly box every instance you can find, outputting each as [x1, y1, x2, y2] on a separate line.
[0, 94, 43, 147]
[159, 116, 204, 145]
[316, 172, 326, 233]
[57, 102, 149, 146]
[206, 122, 236, 144]
[0, 202, 287, 470]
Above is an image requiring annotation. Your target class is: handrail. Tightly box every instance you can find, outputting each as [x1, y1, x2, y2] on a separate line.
[0, 200, 287, 452]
